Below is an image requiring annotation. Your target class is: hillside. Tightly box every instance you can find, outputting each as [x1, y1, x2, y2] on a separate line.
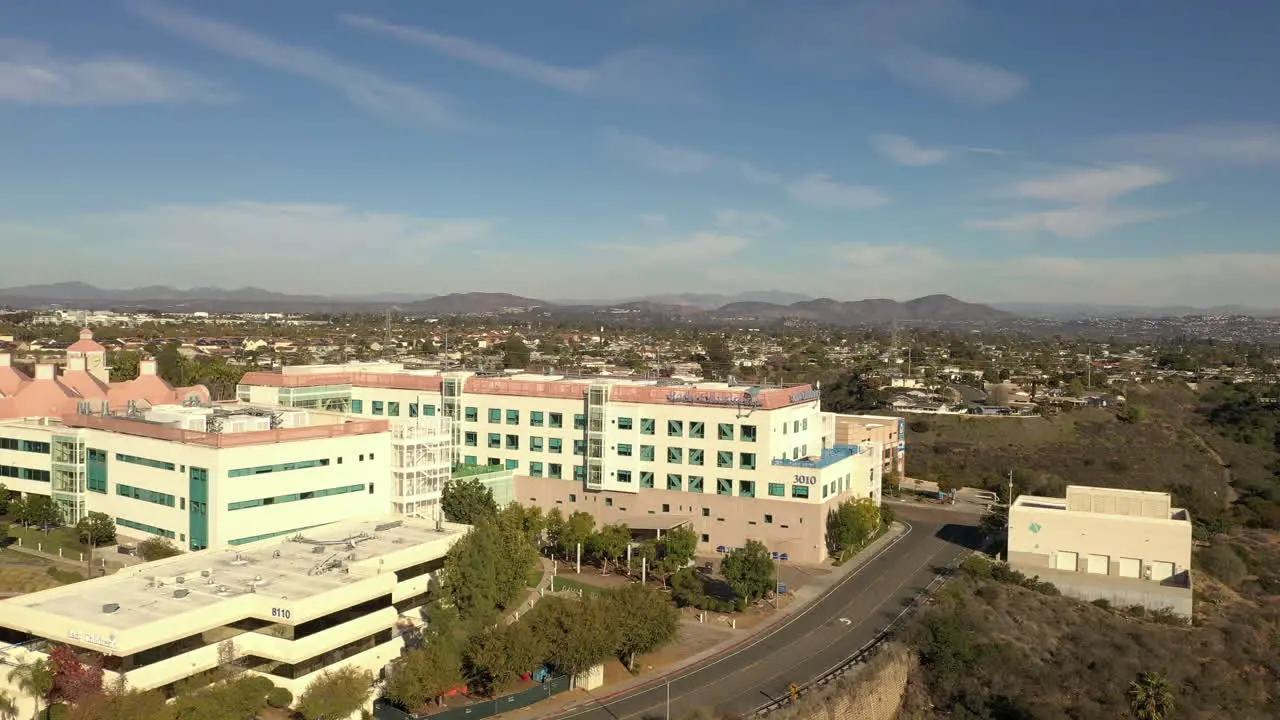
[399, 292, 546, 314]
[710, 294, 1011, 325]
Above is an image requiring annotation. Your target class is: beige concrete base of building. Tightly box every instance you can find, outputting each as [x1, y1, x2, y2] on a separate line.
[1008, 560, 1193, 618]
[515, 477, 830, 563]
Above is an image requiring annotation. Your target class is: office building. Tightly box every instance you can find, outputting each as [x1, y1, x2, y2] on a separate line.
[239, 363, 888, 563]
[0, 517, 464, 715]
[1008, 485, 1193, 617]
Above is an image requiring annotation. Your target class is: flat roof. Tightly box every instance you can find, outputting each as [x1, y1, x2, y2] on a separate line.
[4, 517, 462, 632]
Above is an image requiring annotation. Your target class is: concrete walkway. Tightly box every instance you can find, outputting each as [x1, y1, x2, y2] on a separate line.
[502, 556, 556, 625]
[494, 522, 909, 720]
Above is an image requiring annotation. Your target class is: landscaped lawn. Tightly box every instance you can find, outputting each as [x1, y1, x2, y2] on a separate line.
[6, 524, 88, 558]
[548, 575, 608, 596]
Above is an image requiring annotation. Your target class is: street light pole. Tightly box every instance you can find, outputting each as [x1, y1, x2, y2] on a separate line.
[665, 679, 671, 720]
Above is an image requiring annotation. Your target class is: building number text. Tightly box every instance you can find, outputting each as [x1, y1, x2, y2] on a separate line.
[793, 475, 818, 485]
[271, 608, 292, 620]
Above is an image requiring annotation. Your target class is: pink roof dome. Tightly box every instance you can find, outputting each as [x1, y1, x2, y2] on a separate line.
[68, 328, 106, 353]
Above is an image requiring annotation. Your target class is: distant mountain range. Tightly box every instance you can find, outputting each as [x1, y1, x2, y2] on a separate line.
[990, 301, 1280, 319]
[558, 290, 816, 309]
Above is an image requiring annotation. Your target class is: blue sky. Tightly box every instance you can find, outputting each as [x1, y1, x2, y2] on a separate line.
[2, 0, 1279, 306]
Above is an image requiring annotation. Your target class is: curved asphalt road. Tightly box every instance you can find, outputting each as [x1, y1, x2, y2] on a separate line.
[557, 507, 979, 720]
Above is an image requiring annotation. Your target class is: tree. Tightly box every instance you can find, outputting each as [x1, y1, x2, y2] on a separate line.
[882, 466, 903, 497]
[18, 496, 62, 529]
[74, 513, 115, 547]
[820, 368, 883, 413]
[655, 525, 697, 580]
[550, 511, 595, 560]
[720, 540, 775, 602]
[7, 657, 53, 720]
[295, 666, 373, 720]
[440, 477, 498, 525]
[493, 505, 539, 607]
[47, 646, 103, 707]
[0, 483, 10, 515]
[136, 537, 181, 561]
[1127, 671, 1175, 720]
[442, 520, 503, 622]
[586, 524, 630, 573]
[531, 596, 619, 680]
[0, 692, 17, 720]
[610, 584, 680, 671]
[385, 645, 462, 711]
[499, 338, 531, 369]
[464, 622, 544, 697]
[826, 498, 881, 561]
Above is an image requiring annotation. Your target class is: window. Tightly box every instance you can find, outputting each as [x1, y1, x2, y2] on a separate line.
[227, 484, 364, 511]
[792, 485, 810, 499]
[350, 399, 363, 414]
[531, 436, 544, 452]
[507, 409, 520, 425]
[116, 518, 174, 539]
[488, 408, 502, 423]
[569, 494, 577, 503]
[617, 470, 632, 483]
[741, 424, 758, 442]
[688, 449, 704, 466]
[689, 421, 705, 439]
[574, 414, 586, 430]
[487, 433, 501, 449]
[716, 478, 733, 496]
[424, 405, 436, 417]
[465, 432, 478, 447]
[574, 465, 586, 481]
[115, 453, 176, 471]
[617, 443, 633, 457]
[549, 412, 563, 428]
[688, 475, 704, 493]
[717, 450, 733, 469]
[506, 459, 518, 471]
[387, 401, 400, 417]
[573, 439, 586, 456]
[372, 401, 384, 416]
[228, 459, 329, 477]
[640, 418, 656, 435]
[117, 483, 176, 507]
[530, 461, 544, 478]
[465, 407, 479, 422]
[739, 480, 755, 498]
[549, 438, 563, 454]
[668, 419, 683, 437]
[768, 482, 785, 497]
[549, 463, 563, 479]
[740, 452, 757, 470]
[662, 503, 670, 513]
[701, 508, 710, 517]
[488, 458, 501, 466]
[637, 471, 656, 488]
[408, 403, 418, 418]
[803, 418, 809, 431]
[531, 411, 545, 427]
[718, 423, 734, 441]
[640, 445, 655, 462]
[764, 514, 773, 524]
[701, 533, 710, 543]
[667, 447, 683, 464]
[793, 420, 800, 433]
[618, 416, 633, 430]
[667, 473, 683, 491]
[506, 434, 520, 450]
[464, 455, 477, 466]
[606, 498, 613, 507]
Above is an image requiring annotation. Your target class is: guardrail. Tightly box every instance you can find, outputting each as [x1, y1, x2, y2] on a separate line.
[752, 552, 968, 716]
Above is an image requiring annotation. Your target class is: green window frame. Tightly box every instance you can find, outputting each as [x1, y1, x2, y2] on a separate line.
[549, 413, 564, 428]
[688, 475, 704, 493]
[488, 408, 502, 423]
[667, 473, 683, 491]
[115, 453, 176, 471]
[549, 438, 563, 454]
[506, 434, 520, 450]
[617, 443, 633, 457]
[424, 405, 436, 417]
[87, 448, 107, 494]
[739, 480, 755, 498]
[689, 421, 705, 439]
[531, 411, 545, 427]
[388, 401, 400, 417]
[372, 401, 385, 416]
[530, 461, 544, 478]
[574, 465, 586, 481]
[117, 483, 176, 507]
[487, 433, 501, 449]
[408, 403, 418, 418]
[617, 470, 632, 483]
[792, 485, 810, 499]
[116, 517, 175, 539]
[640, 418, 656, 435]
[688, 449, 704, 466]
[465, 407, 479, 422]
[740, 452, 757, 470]
[667, 420, 683, 437]
[506, 459, 518, 471]
[465, 431, 478, 447]
[227, 483, 364, 511]
[350, 399, 363, 414]
[716, 478, 733, 496]
[640, 445, 655, 462]
[573, 414, 586, 430]
[0, 466, 51, 482]
[549, 463, 563, 479]
[617, 416, 633, 430]
[768, 482, 786, 497]
[718, 423, 734, 441]
[640, 471, 655, 489]
[531, 436, 544, 452]
[741, 424, 758, 442]
[228, 459, 329, 477]
[573, 439, 586, 456]
[0, 438, 52, 454]
[506, 409, 520, 425]
[667, 447, 683, 464]
[717, 450, 733, 469]
[464, 455, 477, 466]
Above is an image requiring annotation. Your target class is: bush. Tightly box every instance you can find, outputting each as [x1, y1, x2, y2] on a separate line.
[137, 536, 182, 561]
[267, 686, 293, 708]
[1198, 543, 1248, 588]
[46, 704, 69, 720]
[907, 419, 932, 434]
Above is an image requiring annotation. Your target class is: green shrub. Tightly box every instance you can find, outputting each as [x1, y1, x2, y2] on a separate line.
[45, 704, 69, 720]
[267, 686, 293, 708]
[1198, 543, 1248, 588]
[243, 675, 273, 696]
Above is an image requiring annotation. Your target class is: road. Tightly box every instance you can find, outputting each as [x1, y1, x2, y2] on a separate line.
[556, 506, 979, 720]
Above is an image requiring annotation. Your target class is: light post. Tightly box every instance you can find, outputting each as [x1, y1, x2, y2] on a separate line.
[665, 677, 671, 720]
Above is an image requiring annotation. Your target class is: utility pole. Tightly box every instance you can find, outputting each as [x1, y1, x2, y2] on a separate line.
[1007, 469, 1015, 505]
[665, 679, 671, 720]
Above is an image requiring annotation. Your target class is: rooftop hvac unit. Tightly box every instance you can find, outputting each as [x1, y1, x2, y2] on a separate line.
[200, 569, 211, 577]
[375, 520, 404, 532]
[173, 589, 190, 599]
[176, 576, 185, 584]
[101, 603, 120, 614]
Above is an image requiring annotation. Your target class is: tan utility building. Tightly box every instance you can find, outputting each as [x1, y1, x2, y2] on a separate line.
[1008, 485, 1193, 617]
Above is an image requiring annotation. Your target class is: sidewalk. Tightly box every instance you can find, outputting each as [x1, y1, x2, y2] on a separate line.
[502, 556, 556, 625]
[495, 522, 910, 720]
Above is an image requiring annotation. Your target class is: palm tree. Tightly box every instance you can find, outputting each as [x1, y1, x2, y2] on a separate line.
[6, 658, 53, 720]
[1128, 671, 1175, 720]
[0, 691, 18, 720]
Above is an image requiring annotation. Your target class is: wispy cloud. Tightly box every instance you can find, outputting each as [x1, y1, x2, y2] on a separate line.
[737, 161, 782, 186]
[869, 133, 949, 166]
[601, 129, 718, 174]
[340, 14, 703, 104]
[127, 0, 461, 127]
[878, 43, 1026, 108]
[0, 38, 228, 106]
[787, 174, 891, 211]
[585, 231, 749, 263]
[966, 205, 1183, 239]
[713, 210, 789, 234]
[1011, 165, 1171, 205]
[1092, 123, 1280, 167]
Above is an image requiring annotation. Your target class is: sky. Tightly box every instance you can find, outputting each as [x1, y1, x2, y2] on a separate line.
[2, 0, 1279, 307]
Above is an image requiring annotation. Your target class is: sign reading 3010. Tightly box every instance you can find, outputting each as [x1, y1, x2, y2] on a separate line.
[793, 474, 818, 485]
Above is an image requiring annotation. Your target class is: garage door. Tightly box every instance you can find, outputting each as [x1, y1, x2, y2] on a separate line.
[1055, 551, 1078, 571]
[1118, 557, 1141, 578]
[1087, 554, 1110, 575]
[1150, 561, 1175, 582]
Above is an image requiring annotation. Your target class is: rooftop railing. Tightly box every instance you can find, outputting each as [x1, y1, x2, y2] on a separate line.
[771, 443, 860, 469]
